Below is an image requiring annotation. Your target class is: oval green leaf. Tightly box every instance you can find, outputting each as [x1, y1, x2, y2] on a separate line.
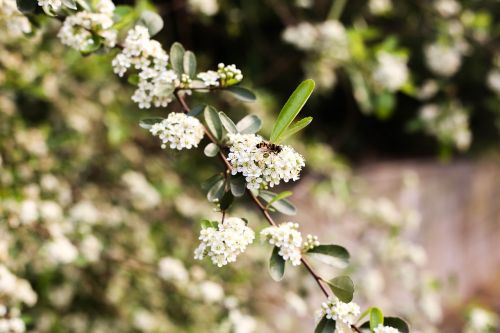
[218, 112, 238, 134]
[327, 276, 354, 303]
[204, 143, 219, 157]
[275, 116, 313, 144]
[225, 86, 257, 102]
[229, 175, 246, 197]
[258, 190, 296, 216]
[207, 179, 225, 202]
[270, 79, 315, 144]
[315, 316, 336, 333]
[269, 246, 285, 281]
[307, 245, 350, 266]
[370, 308, 384, 330]
[188, 104, 205, 117]
[183, 51, 197, 78]
[170, 42, 185, 75]
[236, 114, 262, 134]
[204, 106, 223, 140]
[139, 117, 164, 130]
[137, 10, 164, 37]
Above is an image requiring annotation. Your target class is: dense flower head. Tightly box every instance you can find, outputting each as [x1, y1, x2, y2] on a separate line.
[372, 52, 409, 92]
[226, 133, 305, 190]
[194, 217, 255, 267]
[0, 305, 26, 333]
[197, 63, 243, 88]
[1, 0, 31, 37]
[149, 113, 204, 150]
[318, 296, 361, 326]
[260, 222, 303, 266]
[58, 12, 117, 51]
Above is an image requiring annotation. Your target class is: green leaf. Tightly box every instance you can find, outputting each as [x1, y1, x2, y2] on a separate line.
[269, 246, 285, 281]
[374, 91, 395, 120]
[139, 117, 164, 130]
[384, 317, 409, 333]
[258, 190, 297, 216]
[127, 74, 139, 85]
[80, 35, 102, 54]
[16, 0, 36, 13]
[229, 175, 246, 197]
[370, 308, 384, 330]
[207, 179, 225, 202]
[201, 219, 217, 229]
[315, 316, 336, 333]
[62, 0, 77, 10]
[137, 10, 164, 37]
[218, 112, 238, 134]
[266, 191, 292, 208]
[307, 245, 350, 266]
[204, 143, 219, 157]
[183, 51, 197, 78]
[201, 174, 224, 190]
[275, 117, 313, 144]
[327, 276, 354, 303]
[188, 104, 205, 117]
[170, 42, 185, 75]
[236, 114, 262, 134]
[204, 106, 223, 140]
[225, 86, 257, 102]
[219, 191, 234, 210]
[270, 79, 315, 143]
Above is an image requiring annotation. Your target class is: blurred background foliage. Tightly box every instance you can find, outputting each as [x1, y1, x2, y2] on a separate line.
[1, 0, 499, 332]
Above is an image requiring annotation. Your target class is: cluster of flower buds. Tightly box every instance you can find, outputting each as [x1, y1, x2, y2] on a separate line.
[196, 63, 243, 88]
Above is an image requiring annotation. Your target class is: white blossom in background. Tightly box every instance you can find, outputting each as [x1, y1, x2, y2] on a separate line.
[425, 43, 462, 77]
[57, 5, 117, 52]
[317, 297, 361, 326]
[122, 171, 160, 210]
[487, 69, 500, 95]
[194, 217, 255, 267]
[228, 309, 257, 333]
[45, 237, 79, 264]
[0, 0, 31, 37]
[434, 0, 461, 17]
[316, 20, 350, 61]
[464, 307, 499, 333]
[158, 257, 189, 283]
[227, 133, 305, 190]
[261, 222, 303, 266]
[282, 22, 318, 51]
[372, 52, 409, 92]
[198, 281, 224, 303]
[0, 265, 37, 306]
[0, 306, 26, 333]
[374, 324, 400, 333]
[188, 0, 219, 16]
[149, 113, 204, 150]
[419, 102, 472, 151]
[19, 200, 39, 225]
[80, 235, 102, 262]
[69, 200, 100, 224]
[417, 80, 439, 100]
[369, 0, 393, 15]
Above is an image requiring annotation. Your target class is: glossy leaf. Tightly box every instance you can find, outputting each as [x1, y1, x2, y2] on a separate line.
[139, 117, 163, 130]
[204, 106, 223, 140]
[188, 104, 205, 117]
[207, 179, 225, 202]
[204, 143, 219, 157]
[315, 316, 336, 333]
[307, 245, 350, 266]
[270, 79, 315, 143]
[258, 190, 297, 216]
[384, 317, 409, 333]
[62, 0, 77, 10]
[236, 114, 262, 134]
[170, 42, 185, 75]
[201, 174, 224, 191]
[327, 276, 354, 303]
[137, 10, 164, 37]
[265, 191, 292, 208]
[275, 117, 313, 144]
[218, 112, 238, 134]
[219, 191, 234, 210]
[225, 86, 256, 102]
[229, 175, 246, 197]
[183, 51, 197, 78]
[269, 246, 285, 281]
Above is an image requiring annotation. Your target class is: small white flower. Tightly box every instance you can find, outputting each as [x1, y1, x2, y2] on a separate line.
[149, 113, 205, 150]
[197, 70, 220, 87]
[261, 222, 303, 266]
[227, 133, 305, 190]
[194, 217, 255, 267]
[374, 324, 400, 333]
[317, 297, 360, 326]
[158, 257, 189, 283]
[425, 43, 462, 77]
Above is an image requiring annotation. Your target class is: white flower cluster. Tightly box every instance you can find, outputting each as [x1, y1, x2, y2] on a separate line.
[0, 0, 31, 37]
[111, 26, 175, 108]
[419, 103, 471, 150]
[372, 52, 409, 92]
[0, 305, 26, 333]
[194, 217, 255, 267]
[149, 113, 204, 150]
[374, 324, 400, 333]
[0, 265, 37, 306]
[197, 63, 243, 88]
[369, 0, 393, 15]
[260, 222, 303, 266]
[434, 0, 461, 17]
[487, 69, 500, 96]
[45, 237, 79, 264]
[425, 43, 462, 77]
[226, 133, 305, 190]
[158, 257, 189, 283]
[57, 0, 117, 52]
[302, 234, 320, 251]
[318, 297, 361, 326]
